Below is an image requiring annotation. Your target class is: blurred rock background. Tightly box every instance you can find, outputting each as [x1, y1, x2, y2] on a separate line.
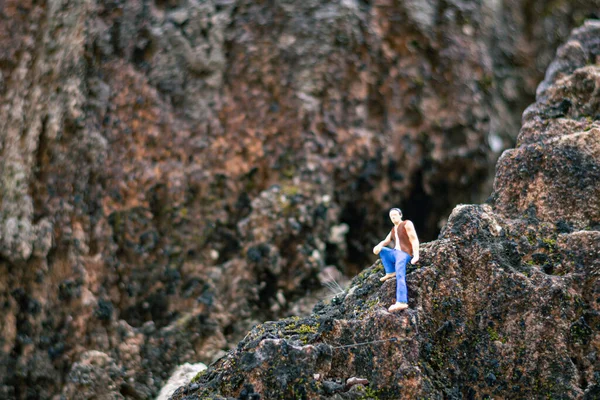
[0, 0, 598, 398]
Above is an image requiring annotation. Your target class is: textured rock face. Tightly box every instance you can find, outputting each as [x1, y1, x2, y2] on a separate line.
[493, 22, 600, 228]
[170, 20, 600, 400]
[0, 0, 599, 399]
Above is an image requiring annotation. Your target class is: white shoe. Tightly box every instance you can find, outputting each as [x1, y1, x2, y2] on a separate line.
[388, 302, 409, 312]
[379, 272, 396, 282]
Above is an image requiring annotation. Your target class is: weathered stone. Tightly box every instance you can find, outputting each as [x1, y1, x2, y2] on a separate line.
[0, 0, 599, 399]
[169, 20, 600, 400]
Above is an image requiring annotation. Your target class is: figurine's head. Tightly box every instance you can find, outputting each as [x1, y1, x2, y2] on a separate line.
[389, 208, 402, 225]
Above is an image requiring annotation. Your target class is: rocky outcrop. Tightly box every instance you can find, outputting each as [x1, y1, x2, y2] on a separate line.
[170, 20, 600, 399]
[0, 0, 598, 398]
[492, 21, 600, 228]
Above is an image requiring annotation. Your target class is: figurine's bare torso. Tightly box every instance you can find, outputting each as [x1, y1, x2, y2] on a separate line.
[394, 227, 401, 250]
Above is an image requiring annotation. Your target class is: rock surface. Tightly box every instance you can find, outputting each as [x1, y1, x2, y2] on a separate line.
[0, 0, 598, 398]
[156, 362, 207, 400]
[170, 20, 600, 400]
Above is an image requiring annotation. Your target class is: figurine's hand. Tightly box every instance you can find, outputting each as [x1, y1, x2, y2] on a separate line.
[411, 254, 419, 264]
[373, 245, 382, 255]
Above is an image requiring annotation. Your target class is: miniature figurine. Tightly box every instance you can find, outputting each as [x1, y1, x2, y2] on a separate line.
[373, 208, 420, 312]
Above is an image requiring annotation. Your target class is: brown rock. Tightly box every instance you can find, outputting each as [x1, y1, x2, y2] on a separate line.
[0, 1, 599, 399]
[170, 20, 600, 400]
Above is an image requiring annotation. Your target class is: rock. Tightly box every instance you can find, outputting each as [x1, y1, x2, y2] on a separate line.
[168, 10, 190, 26]
[169, 21, 600, 399]
[156, 363, 207, 400]
[60, 351, 125, 400]
[345, 377, 369, 388]
[0, 0, 599, 398]
[323, 380, 345, 395]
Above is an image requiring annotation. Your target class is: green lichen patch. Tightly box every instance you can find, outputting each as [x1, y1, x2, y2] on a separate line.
[190, 369, 207, 383]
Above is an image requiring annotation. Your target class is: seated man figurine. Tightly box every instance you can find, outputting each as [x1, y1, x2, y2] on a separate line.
[373, 208, 420, 312]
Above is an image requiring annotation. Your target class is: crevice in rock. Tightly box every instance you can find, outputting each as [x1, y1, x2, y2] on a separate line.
[402, 169, 436, 240]
[570, 356, 588, 391]
[339, 202, 368, 276]
[132, 28, 155, 72]
[256, 270, 278, 313]
[31, 114, 49, 224]
[154, 0, 181, 11]
[121, 289, 170, 329]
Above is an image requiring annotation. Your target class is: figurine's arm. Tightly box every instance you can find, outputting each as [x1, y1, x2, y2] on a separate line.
[373, 232, 392, 255]
[405, 221, 420, 264]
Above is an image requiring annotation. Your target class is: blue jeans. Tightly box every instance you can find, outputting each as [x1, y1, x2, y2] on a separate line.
[380, 247, 411, 304]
